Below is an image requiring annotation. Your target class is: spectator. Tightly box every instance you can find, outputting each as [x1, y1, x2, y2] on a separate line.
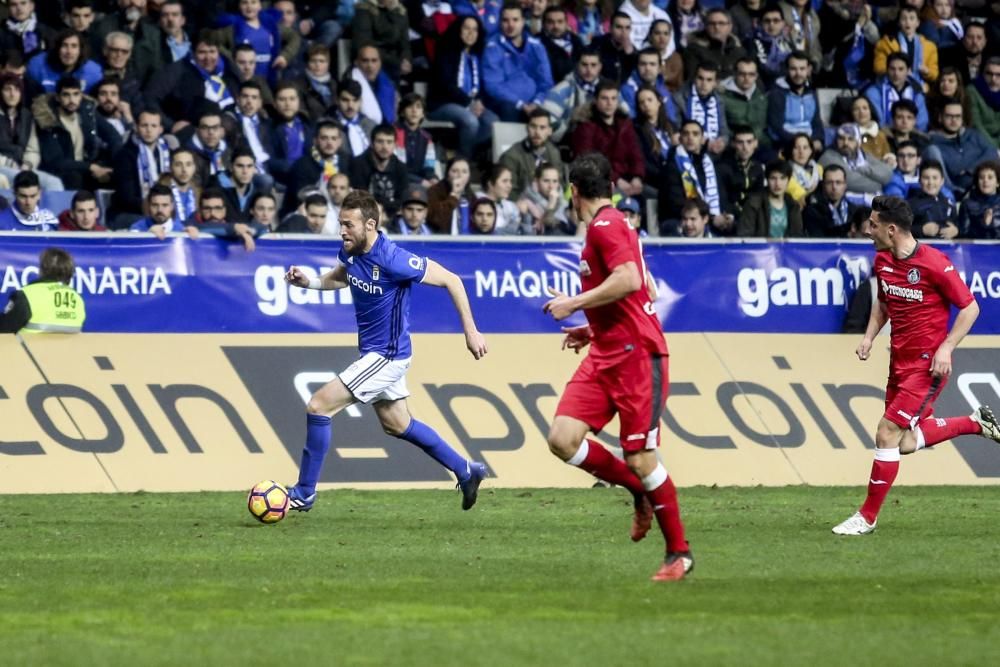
[722, 57, 769, 150]
[746, 4, 793, 86]
[592, 11, 636, 85]
[348, 122, 408, 217]
[633, 84, 677, 189]
[874, 6, 938, 87]
[926, 65, 970, 130]
[394, 92, 437, 186]
[802, 164, 857, 237]
[0, 170, 58, 231]
[287, 119, 352, 213]
[212, 0, 299, 84]
[968, 56, 1000, 150]
[427, 156, 476, 233]
[939, 21, 986, 84]
[619, 0, 671, 59]
[91, 0, 164, 86]
[469, 196, 499, 234]
[351, 45, 396, 125]
[542, 46, 602, 142]
[268, 82, 314, 187]
[930, 98, 998, 195]
[65, 0, 98, 41]
[571, 80, 644, 197]
[517, 161, 571, 235]
[738, 158, 803, 237]
[660, 119, 731, 234]
[959, 160, 1000, 239]
[248, 190, 279, 232]
[500, 108, 563, 200]
[784, 132, 822, 205]
[222, 148, 267, 222]
[26, 28, 103, 96]
[865, 53, 930, 131]
[334, 78, 376, 158]
[674, 61, 729, 154]
[482, 3, 553, 121]
[616, 196, 642, 230]
[850, 95, 892, 161]
[145, 31, 240, 132]
[323, 171, 351, 233]
[779, 0, 821, 70]
[0, 247, 85, 334]
[885, 140, 932, 199]
[565, 0, 612, 46]
[684, 8, 747, 81]
[100, 30, 144, 112]
[276, 191, 329, 233]
[352, 0, 412, 80]
[453, 0, 503, 40]
[482, 163, 527, 234]
[427, 15, 498, 159]
[919, 0, 963, 53]
[57, 190, 106, 231]
[0, 72, 61, 192]
[669, 0, 705, 50]
[766, 50, 823, 153]
[231, 43, 275, 108]
[816, 0, 877, 90]
[186, 186, 262, 250]
[621, 47, 678, 123]
[819, 123, 894, 197]
[678, 197, 713, 237]
[160, 148, 199, 226]
[643, 19, 683, 91]
[907, 159, 958, 239]
[157, 0, 191, 64]
[94, 77, 133, 143]
[34, 76, 119, 190]
[884, 98, 937, 160]
[540, 5, 583, 84]
[110, 109, 171, 227]
[185, 107, 233, 187]
[716, 124, 764, 218]
[389, 184, 433, 235]
[130, 183, 192, 239]
[292, 43, 336, 121]
[287, 0, 344, 49]
[0, 0, 55, 60]
[229, 80, 275, 180]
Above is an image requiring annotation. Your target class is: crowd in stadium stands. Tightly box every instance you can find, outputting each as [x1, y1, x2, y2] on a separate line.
[0, 0, 997, 240]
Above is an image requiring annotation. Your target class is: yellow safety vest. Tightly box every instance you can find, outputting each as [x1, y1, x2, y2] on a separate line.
[20, 282, 86, 334]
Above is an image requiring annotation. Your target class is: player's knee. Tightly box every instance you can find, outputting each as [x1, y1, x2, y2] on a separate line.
[381, 419, 408, 437]
[546, 428, 575, 461]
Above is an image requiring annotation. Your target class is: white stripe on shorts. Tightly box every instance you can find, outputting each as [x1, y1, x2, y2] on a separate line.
[339, 352, 411, 404]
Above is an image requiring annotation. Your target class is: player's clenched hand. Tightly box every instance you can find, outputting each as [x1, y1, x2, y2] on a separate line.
[543, 288, 576, 321]
[561, 325, 591, 354]
[465, 330, 488, 360]
[856, 337, 873, 361]
[284, 266, 310, 287]
[931, 346, 953, 379]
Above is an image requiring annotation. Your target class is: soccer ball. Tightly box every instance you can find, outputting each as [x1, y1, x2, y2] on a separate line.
[247, 480, 289, 524]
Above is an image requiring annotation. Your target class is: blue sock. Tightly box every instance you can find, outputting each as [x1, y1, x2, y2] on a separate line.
[297, 413, 332, 493]
[397, 419, 470, 480]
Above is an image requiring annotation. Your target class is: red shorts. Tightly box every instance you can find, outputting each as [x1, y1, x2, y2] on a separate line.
[883, 366, 947, 429]
[555, 349, 669, 453]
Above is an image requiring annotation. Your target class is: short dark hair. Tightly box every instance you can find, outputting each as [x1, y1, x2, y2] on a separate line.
[871, 195, 913, 230]
[569, 153, 612, 199]
[823, 164, 847, 179]
[195, 29, 223, 49]
[680, 198, 710, 218]
[398, 92, 424, 113]
[39, 248, 75, 284]
[595, 78, 618, 96]
[765, 159, 792, 179]
[341, 190, 380, 227]
[304, 193, 328, 209]
[372, 123, 395, 141]
[695, 61, 720, 76]
[526, 107, 551, 123]
[637, 47, 661, 62]
[234, 43, 256, 57]
[249, 191, 276, 208]
[919, 159, 945, 177]
[734, 56, 757, 70]
[239, 79, 263, 95]
[535, 161, 559, 180]
[306, 43, 330, 61]
[898, 5, 919, 19]
[731, 124, 755, 138]
[896, 140, 919, 153]
[71, 190, 97, 209]
[974, 160, 1000, 188]
[886, 52, 909, 69]
[786, 50, 810, 68]
[891, 98, 919, 118]
[484, 163, 512, 190]
[316, 118, 342, 135]
[148, 183, 173, 201]
[13, 170, 39, 191]
[231, 147, 256, 163]
[200, 187, 227, 204]
[501, 2, 523, 18]
[95, 77, 120, 92]
[56, 75, 82, 94]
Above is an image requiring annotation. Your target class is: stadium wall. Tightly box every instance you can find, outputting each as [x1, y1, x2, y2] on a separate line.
[3, 333, 1000, 493]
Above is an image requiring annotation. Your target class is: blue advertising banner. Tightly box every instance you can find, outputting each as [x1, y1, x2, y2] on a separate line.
[2, 234, 1000, 333]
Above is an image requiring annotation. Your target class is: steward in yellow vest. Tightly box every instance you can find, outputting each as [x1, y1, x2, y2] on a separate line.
[0, 248, 85, 334]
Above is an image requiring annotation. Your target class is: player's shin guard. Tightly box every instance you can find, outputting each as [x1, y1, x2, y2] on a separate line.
[642, 464, 689, 554]
[566, 439, 645, 496]
[297, 413, 332, 493]
[397, 419, 471, 480]
[914, 416, 982, 450]
[859, 447, 900, 524]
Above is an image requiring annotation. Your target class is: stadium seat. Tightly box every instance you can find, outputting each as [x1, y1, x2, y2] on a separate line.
[491, 122, 527, 163]
[646, 198, 659, 236]
[336, 39, 351, 78]
[0, 188, 75, 216]
[96, 189, 113, 226]
[817, 88, 854, 128]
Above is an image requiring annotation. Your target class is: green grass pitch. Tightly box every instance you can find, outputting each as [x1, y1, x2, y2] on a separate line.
[2, 486, 999, 666]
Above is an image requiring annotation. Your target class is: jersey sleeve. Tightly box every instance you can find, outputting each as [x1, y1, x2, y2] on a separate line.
[384, 246, 429, 283]
[589, 218, 635, 271]
[934, 255, 975, 309]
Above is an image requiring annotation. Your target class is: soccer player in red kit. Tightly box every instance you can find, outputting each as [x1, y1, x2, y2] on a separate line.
[833, 195, 1000, 535]
[542, 153, 692, 581]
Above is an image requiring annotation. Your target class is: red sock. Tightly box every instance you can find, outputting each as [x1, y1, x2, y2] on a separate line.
[917, 416, 982, 448]
[645, 469, 689, 554]
[572, 439, 645, 496]
[859, 448, 900, 524]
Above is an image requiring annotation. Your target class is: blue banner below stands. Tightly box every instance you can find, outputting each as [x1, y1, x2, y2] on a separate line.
[2, 235, 999, 334]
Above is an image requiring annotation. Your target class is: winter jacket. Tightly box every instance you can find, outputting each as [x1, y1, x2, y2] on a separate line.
[25, 53, 103, 96]
[767, 79, 824, 146]
[659, 147, 729, 222]
[966, 81, 1000, 150]
[737, 192, 804, 238]
[802, 192, 858, 237]
[930, 128, 999, 194]
[778, 1, 822, 68]
[958, 191, 1000, 239]
[864, 77, 930, 131]
[482, 33, 553, 107]
[268, 113, 315, 186]
[620, 72, 678, 123]
[683, 30, 748, 80]
[873, 34, 938, 84]
[499, 139, 564, 200]
[541, 73, 596, 142]
[347, 150, 410, 216]
[145, 58, 241, 128]
[453, 0, 502, 38]
[907, 189, 958, 238]
[818, 148, 893, 195]
[33, 95, 120, 186]
[90, 15, 164, 86]
[721, 78, 770, 148]
[673, 85, 730, 142]
[428, 46, 482, 110]
[570, 110, 644, 183]
[518, 185, 572, 235]
[352, 0, 412, 71]
[57, 209, 107, 232]
[0, 105, 40, 167]
[541, 31, 583, 84]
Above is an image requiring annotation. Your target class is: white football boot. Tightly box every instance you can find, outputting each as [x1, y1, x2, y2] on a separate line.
[971, 405, 1000, 443]
[832, 511, 876, 535]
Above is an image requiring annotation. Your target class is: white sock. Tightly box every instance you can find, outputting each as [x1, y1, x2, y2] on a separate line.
[913, 426, 926, 452]
[641, 464, 668, 491]
[874, 447, 901, 462]
[566, 439, 589, 466]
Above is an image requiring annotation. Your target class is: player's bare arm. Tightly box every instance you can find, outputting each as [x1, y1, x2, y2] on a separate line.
[285, 264, 348, 290]
[421, 259, 488, 360]
[560, 325, 592, 354]
[931, 300, 980, 378]
[543, 261, 643, 321]
[857, 300, 889, 361]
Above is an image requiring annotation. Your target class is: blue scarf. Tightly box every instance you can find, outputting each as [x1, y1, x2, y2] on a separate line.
[134, 134, 170, 193]
[675, 145, 720, 215]
[283, 117, 305, 162]
[687, 85, 720, 138]
[829, 197, 849, 229]
[458, 196, 470, 234]
[172, 186, 196, 225]
[897, 33, 924, 85]
[878, 77, 915, 124]
[190, 57, 234, 109]
[458, 52, 480, 97]
[579, 8, 601, 44]
[844, 25, 867, 89]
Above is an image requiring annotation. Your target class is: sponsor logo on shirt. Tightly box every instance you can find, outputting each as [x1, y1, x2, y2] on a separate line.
[579, 259, 591, 276]
[348, 272, 384, 295]
[882, 278, 923, 302]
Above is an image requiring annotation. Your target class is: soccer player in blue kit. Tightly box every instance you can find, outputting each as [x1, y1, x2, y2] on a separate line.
[284, 190, 490, 511]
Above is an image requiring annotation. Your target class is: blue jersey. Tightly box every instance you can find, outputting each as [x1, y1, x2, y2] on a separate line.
[338, 232, 428, 359]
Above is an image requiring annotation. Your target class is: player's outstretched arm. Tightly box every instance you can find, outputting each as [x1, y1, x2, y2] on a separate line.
[857, 299, 888, 361]
[421, 259, 488, 360]
[932, 300, 980, 378]
[543, 262, 642, 321]
[285, 264, 348, 290]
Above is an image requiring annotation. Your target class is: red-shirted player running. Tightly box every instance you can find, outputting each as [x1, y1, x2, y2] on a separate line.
[542, 153, 692, 581]
[833, 195, 1000, 535]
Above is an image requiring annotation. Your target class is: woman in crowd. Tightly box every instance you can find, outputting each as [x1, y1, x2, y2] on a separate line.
[0, 72, 62, 191]
[25, 29, 102, 97]
[850, 95, 892, 161]
[784, 132, 822, 205]
[634, 85, 675, 190]
[959, 160, 1000, 239]
[482, 163, 528, 234]
[427, 157, 477, 233]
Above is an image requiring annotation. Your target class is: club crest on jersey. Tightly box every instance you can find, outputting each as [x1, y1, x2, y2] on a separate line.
[372, 265, 380, 281]
[579, 259, 592, 276]
[907, 268, 920, 284]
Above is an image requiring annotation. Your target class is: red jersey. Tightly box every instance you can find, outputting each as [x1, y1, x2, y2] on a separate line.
[875, 243, 974, 363]
[580, 206, 667, 365]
